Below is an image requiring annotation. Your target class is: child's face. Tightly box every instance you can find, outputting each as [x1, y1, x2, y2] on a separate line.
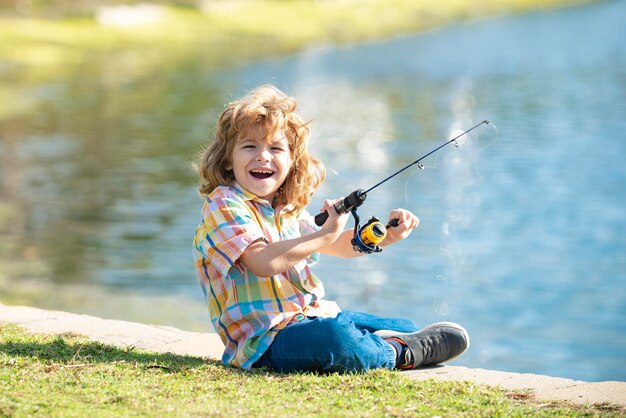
[229, 125, 292, 203]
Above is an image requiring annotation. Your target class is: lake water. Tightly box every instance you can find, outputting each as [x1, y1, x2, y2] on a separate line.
[1, 1, 624, 382]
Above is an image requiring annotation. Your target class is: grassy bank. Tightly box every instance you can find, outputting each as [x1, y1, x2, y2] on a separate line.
[0, 325, 621, 417]
[1, 0, 595, 72]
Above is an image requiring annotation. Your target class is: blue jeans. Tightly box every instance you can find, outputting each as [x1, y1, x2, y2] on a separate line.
[254, 310, 420, 373]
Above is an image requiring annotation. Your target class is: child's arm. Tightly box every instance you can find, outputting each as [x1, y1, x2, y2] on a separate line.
[317, 229, 363, 258]
[239, 200, 350, 277]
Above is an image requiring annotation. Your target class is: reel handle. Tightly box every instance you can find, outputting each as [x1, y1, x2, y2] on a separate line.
[386, 219, 400, 228]
[314, 189, 367, 226]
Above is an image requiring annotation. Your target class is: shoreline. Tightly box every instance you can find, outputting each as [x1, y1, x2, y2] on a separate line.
[1, 302, 624, 408]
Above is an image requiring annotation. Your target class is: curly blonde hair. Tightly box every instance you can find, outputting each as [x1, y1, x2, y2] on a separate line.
[195, 85, 326, 214]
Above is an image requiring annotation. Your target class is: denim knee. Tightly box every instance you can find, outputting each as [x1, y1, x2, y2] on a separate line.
[311, 316, 395, 372]
[257, 315, 396, 373]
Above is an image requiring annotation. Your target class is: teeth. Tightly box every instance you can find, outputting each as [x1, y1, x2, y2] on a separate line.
[251, 169, 273, 174]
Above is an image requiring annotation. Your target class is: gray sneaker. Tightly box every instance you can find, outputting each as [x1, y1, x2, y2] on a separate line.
[374, 322, 470, 369]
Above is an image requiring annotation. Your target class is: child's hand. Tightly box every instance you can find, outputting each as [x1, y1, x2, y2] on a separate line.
[319, 199, 350, 240]
[383, 209, 419, 246]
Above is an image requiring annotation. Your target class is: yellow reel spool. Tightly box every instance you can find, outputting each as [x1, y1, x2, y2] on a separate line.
[360, 220, 387, 247]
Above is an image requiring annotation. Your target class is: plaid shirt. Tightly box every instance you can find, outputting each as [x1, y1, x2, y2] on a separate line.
[193, 185, 330, 369]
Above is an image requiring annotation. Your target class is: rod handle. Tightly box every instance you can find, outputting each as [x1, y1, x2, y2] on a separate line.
[314, 189, 367, 226]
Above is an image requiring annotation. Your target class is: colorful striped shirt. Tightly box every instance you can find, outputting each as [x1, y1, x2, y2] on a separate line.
[193, 184, 335, 369]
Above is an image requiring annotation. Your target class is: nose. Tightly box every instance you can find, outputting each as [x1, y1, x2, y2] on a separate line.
[256, 147, 271, 161]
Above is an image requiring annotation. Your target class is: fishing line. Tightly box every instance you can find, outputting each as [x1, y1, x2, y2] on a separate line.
[401, 121, 498, 215]
[472, 121, 499, 180]
[401, 160, 438, 211]
[432, 121, 499, 315]
[433, 273, 451, 316]
[402, 167, 422, 212]
[390, 120, 499, 315]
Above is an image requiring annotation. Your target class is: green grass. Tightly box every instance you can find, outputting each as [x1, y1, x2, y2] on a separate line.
[0, 324, 621, 417]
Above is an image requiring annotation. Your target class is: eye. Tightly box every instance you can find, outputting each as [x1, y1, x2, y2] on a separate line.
[241, 144, 256, 149]
[271, 146, 285, 151]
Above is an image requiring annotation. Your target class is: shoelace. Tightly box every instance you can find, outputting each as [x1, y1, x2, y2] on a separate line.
[420, 336, 444, 365]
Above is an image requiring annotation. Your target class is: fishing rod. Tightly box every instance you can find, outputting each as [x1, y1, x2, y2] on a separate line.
[314, 120, 491, 253]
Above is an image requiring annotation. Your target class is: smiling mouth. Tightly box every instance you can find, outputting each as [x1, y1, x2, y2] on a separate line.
[250, 169, 274, 179]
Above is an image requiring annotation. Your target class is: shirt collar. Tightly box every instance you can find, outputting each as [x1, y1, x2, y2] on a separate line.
[230, 183, 260, 202]
[230, 183, 294, 214]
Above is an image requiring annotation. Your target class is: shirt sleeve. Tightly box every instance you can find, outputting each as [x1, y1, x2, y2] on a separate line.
[197, 196, 267, 279]
[298, 208, 321, 265]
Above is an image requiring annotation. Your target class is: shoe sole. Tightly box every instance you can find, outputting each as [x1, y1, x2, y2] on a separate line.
[374, 321, 470, 363]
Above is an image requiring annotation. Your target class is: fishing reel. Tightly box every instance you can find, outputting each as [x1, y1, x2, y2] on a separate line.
[352, 214, 386, 254]
[350, 208, 399, 254]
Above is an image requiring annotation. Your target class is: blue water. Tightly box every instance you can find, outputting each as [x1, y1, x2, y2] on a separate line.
[210, 0, 626, 381]
[1, 0, 624, 381]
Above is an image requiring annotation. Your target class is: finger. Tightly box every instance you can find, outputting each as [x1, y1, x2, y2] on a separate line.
[327, 199, 340, 212]
[389, 209, 407, 224]
[403, 214, 417, 230]
[320, 199, 334, 212]
[323, 199, 345, 217]
[390, 210, 419, 231]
